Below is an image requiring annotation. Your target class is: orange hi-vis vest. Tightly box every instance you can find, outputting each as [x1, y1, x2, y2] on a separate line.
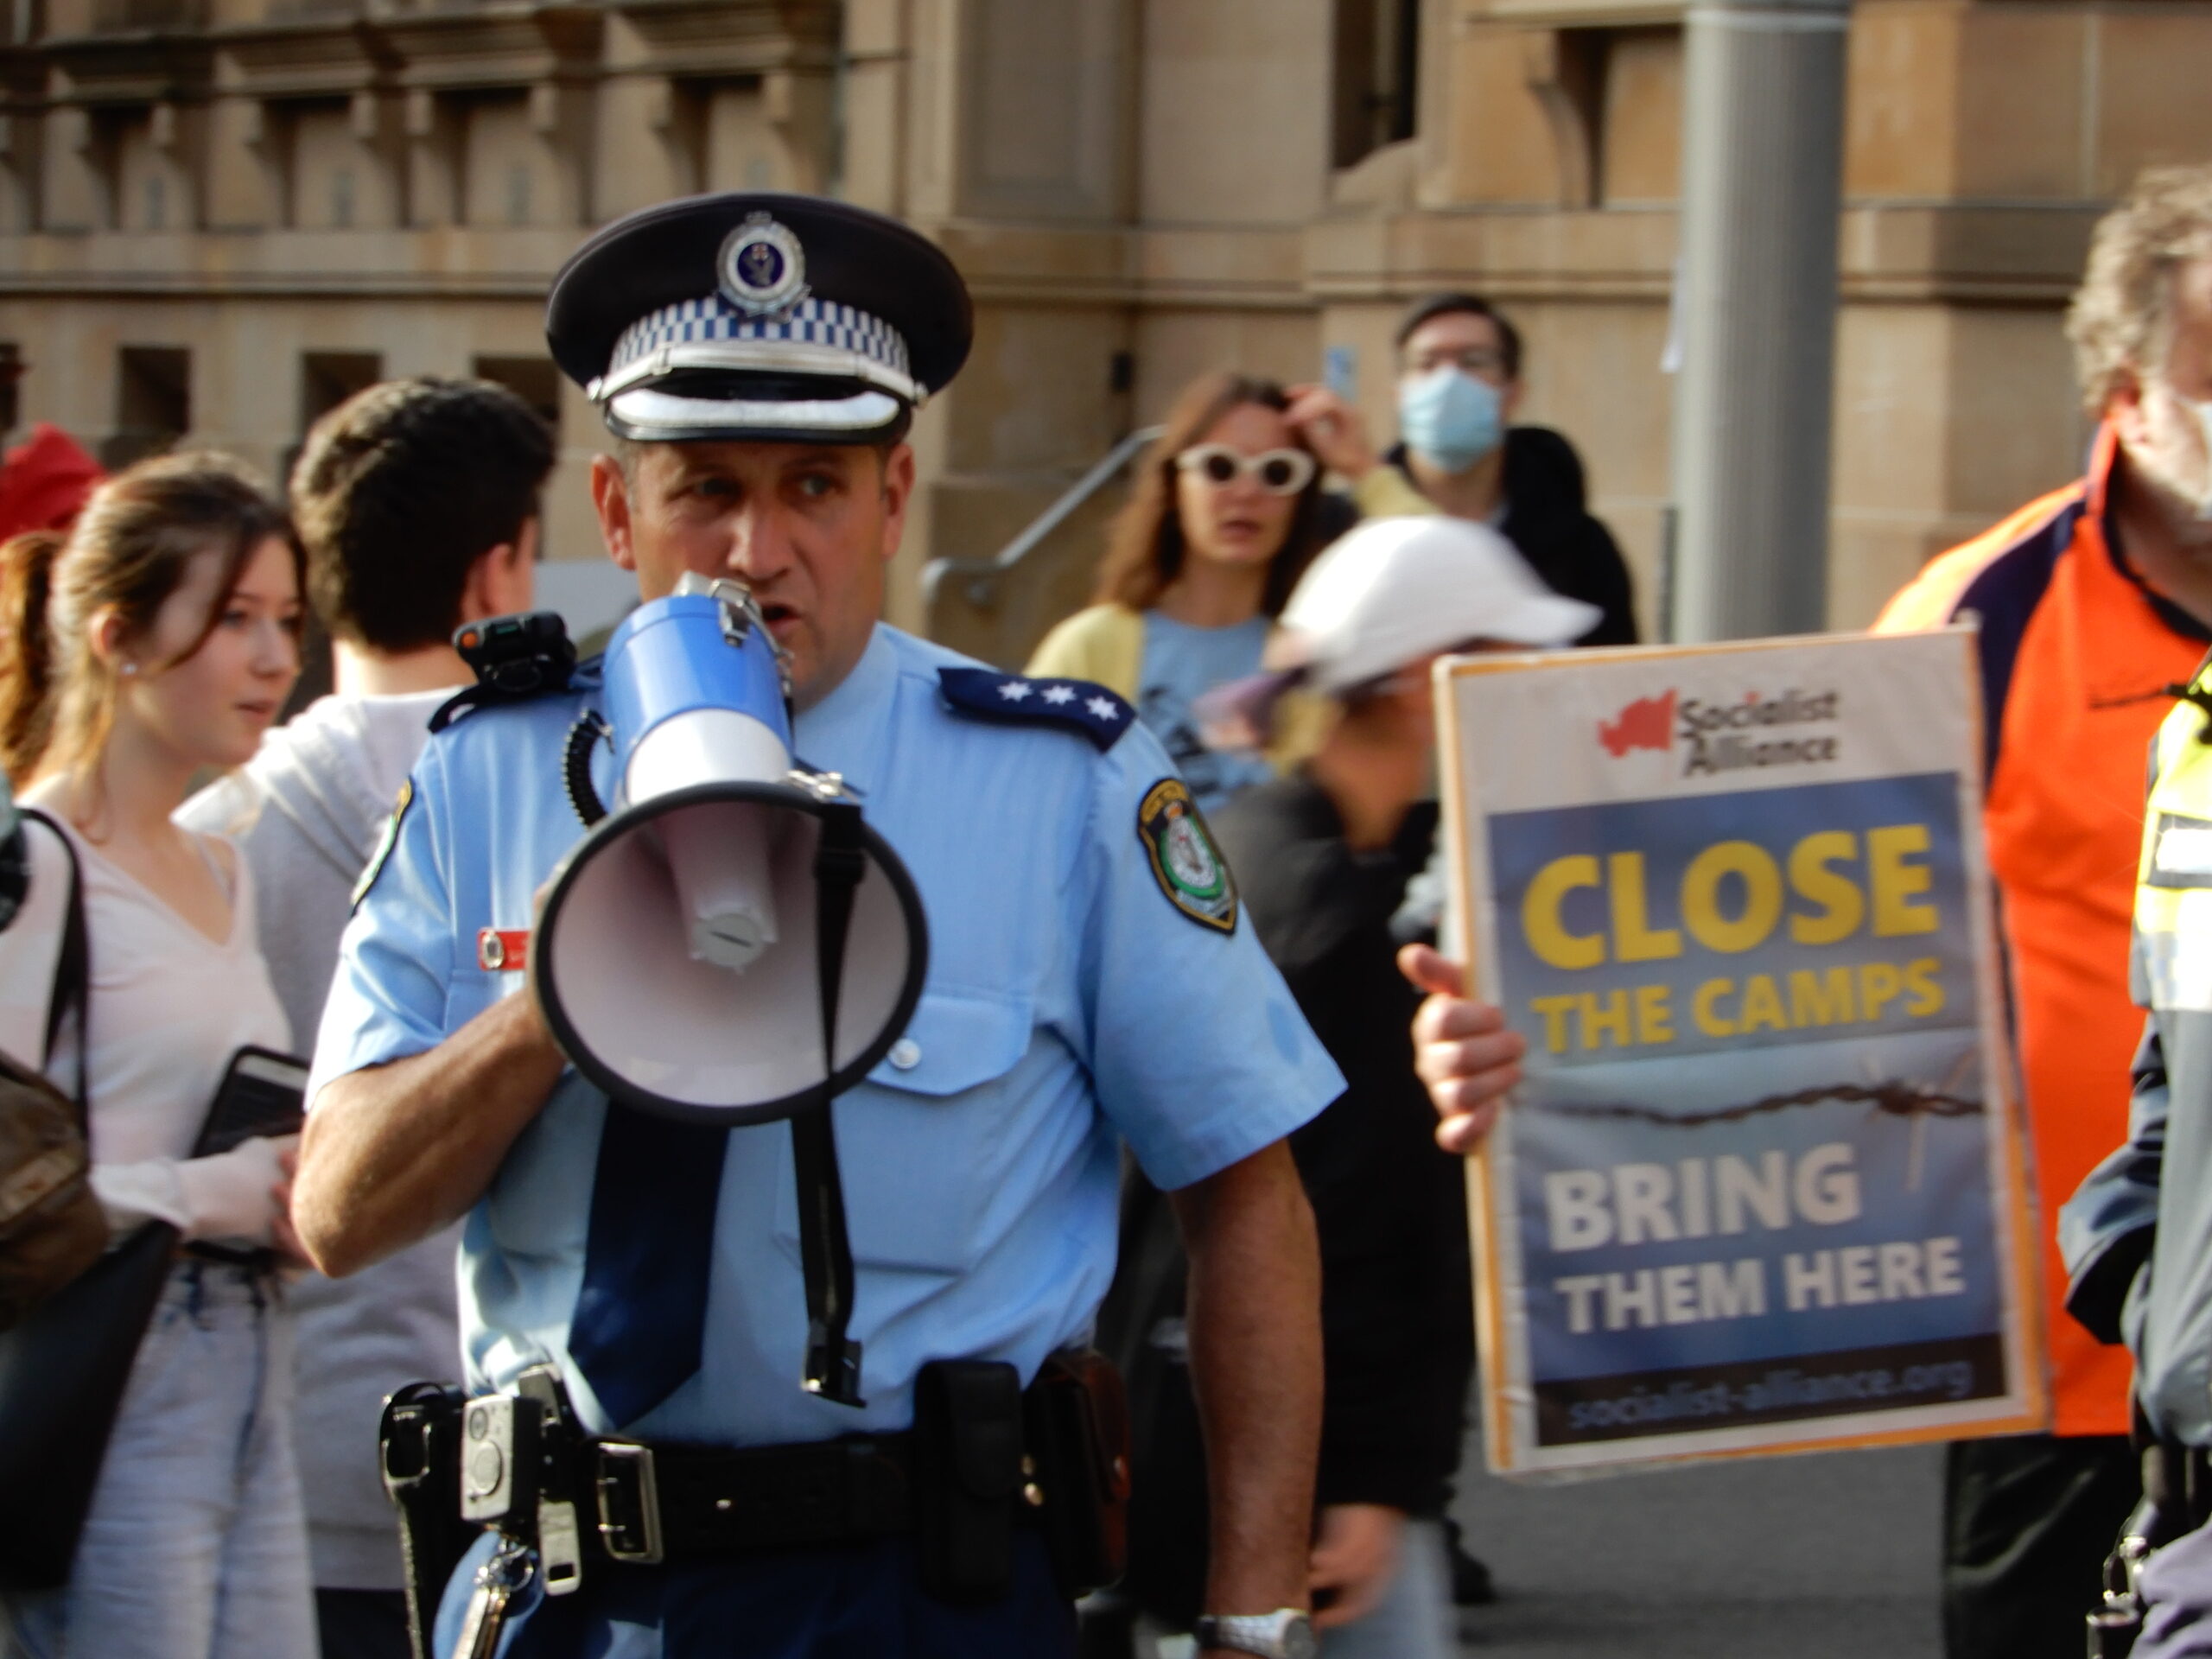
[1876, 423, 2209, 1437]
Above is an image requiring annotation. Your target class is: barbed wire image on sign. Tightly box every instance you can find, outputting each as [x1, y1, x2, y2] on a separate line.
[1532, 1080, 1982, 1132]
[1533, 1049, 1980, 1192]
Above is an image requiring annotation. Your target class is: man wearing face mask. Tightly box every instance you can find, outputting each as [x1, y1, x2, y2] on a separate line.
[1287, 293, 1637, 646]
[1862, 165, 2212, 1659]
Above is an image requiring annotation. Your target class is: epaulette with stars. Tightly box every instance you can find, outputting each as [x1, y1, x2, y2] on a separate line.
[937, 668, 1135, 751]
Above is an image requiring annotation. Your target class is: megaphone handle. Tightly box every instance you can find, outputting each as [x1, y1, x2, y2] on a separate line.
[792, 801, 869, 1408]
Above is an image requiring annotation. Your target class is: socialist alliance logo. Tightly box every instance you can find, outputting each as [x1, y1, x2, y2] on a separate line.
[1599, 690, 1675, 757]
[1598, 686, 1842, 776]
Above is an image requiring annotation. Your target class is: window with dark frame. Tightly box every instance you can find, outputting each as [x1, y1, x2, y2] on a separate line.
[0, 343, 22, 435]
[104, 345, 190, 469]
[299, 351, 384, 434]
[280, 350, 384, 718]
[1332, 0, 1421, 171]
[470, 355, 562, 436]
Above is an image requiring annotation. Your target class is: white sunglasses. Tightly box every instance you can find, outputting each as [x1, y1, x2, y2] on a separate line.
[1175, 443, 1317, 496]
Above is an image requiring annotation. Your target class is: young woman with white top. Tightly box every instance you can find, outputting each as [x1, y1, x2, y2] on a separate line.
[0, 453, 312, 1658]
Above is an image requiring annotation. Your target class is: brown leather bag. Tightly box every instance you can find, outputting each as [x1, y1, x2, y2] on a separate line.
[0, 809, 104, 1331]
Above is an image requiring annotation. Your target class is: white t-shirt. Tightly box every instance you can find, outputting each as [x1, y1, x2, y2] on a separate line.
[0, 812, 291, 1243]
[179, 689, 459, 1590]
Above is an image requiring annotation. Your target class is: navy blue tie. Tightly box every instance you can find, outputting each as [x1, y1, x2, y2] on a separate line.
[568, 1108, 728, 1429]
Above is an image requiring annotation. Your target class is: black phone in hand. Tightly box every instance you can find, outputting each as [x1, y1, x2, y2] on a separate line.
[193, 1046, 309, 1158]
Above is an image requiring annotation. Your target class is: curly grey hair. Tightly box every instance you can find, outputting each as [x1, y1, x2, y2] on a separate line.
[2068, 163, 2212, 415]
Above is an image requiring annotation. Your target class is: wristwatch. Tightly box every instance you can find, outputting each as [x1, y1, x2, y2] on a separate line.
[1192, 1610, 1318, 1659]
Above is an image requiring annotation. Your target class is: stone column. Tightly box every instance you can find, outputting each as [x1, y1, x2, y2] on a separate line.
[861, 0, 1140, 660]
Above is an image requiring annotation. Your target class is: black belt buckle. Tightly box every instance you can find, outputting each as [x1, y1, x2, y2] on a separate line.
[594, 1441, 664, 1565]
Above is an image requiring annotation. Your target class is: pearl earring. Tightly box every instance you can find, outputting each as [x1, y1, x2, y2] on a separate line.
[118, 663, 137, 677]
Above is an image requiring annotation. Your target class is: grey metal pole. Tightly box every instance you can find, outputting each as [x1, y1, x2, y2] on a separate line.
[1668, 0, 1851, 642]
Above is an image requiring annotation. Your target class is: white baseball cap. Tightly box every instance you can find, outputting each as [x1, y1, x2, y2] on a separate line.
[1276, 514, 1599, 694]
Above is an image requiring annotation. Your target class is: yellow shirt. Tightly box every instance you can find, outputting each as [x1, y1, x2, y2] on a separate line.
[1026, 603, 1146, 699]
[1351, 465, 1435, 520]
[1026, 602, 1334, 774]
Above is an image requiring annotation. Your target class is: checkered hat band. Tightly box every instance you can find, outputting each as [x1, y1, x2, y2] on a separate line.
[610, 295, 912, 379]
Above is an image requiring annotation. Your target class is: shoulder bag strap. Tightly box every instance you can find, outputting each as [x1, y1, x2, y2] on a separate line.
[18, 807, 89, 1127]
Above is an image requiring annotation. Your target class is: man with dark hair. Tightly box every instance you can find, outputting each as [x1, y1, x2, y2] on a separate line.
[1393, 293, 1524, 380]
[1289, 291, 1638, 646]
[294, 375, 554, 672]
[179, 374, 552, 1659]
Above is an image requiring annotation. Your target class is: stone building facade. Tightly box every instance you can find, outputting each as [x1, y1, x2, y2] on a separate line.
[0, 0, 2205, 663]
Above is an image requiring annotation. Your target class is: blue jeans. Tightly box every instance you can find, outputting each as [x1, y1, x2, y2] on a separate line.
[435, 1528, 1077, 1659]
[3, 1261, 315, 1659]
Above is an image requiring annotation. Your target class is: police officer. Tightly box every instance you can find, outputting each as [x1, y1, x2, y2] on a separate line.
[292, 194, 1340, 1659]
[2064, 650, 2212, 1655]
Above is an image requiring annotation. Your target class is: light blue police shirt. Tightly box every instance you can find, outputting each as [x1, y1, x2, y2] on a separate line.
[309, 622, 1344, 1446]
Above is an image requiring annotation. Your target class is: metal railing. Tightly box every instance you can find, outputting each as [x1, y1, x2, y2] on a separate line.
[919, 424, 1161, 613]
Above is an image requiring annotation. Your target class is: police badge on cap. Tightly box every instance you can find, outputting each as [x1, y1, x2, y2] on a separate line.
[718, 213, 808, 317]
[547, 192, 973, 447]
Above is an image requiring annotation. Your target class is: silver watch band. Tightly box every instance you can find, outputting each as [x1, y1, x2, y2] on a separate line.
[1192, 1609, 1316, 1659]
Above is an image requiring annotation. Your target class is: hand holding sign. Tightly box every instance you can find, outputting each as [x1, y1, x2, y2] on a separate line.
[1399, 943, 1524, 1152]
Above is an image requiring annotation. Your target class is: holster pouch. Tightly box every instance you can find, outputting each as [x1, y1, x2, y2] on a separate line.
[378, 1382, 469, 1659]
[1024, 1348, 1132, 1599]
[912, 1357, 1025, 1602]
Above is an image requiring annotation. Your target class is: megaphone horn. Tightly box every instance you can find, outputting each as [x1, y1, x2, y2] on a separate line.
[535, 577, 928, 1126]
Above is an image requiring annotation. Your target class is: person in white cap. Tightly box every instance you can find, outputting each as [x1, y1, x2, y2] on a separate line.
[1185, 518, 1589, 1656]
[1270, 513, 1600, 696]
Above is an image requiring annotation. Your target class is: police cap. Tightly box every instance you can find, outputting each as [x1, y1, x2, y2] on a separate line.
[546, 191, 972, 446]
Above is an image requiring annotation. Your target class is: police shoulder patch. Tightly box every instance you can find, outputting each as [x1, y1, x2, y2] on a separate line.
[1137, 777, 1237, 933]
[938, 668, 1133, 751]
[351, 778, 412, 912]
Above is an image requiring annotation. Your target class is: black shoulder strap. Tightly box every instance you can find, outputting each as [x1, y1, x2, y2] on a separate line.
[791, 799, 866, 1408]
[19, 807, 89, 1124]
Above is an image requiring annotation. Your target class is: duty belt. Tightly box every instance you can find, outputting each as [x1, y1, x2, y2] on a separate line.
[587, 1431, 941, 1564]
[388, 1353, 1128, 1659]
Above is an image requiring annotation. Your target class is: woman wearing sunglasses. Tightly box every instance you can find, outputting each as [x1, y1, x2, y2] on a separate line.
[1028, 372, 1335, 813]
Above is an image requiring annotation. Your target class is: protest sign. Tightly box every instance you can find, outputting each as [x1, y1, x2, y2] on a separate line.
[1438, 628, 2046, 1474]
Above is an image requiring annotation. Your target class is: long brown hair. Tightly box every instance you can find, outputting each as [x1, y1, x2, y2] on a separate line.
[0, 451, 302, 790]
[1093, 372, 1330, 618]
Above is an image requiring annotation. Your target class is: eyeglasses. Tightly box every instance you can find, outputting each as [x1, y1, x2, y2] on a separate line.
[1175, 444, 1317, 496]
[1407, 348, 1508, 380]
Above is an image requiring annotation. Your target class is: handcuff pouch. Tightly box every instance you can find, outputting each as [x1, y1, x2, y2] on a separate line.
[912, 1357, 1023, 1601]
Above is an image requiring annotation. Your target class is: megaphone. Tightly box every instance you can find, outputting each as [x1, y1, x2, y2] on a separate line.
[530, 573, 928, 1405]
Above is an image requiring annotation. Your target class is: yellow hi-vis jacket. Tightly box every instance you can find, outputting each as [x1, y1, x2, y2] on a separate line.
[2064, 653, 2212, 1444]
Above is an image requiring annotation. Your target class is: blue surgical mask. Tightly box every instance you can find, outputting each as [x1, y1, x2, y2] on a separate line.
[1398, 366, 1503, 474]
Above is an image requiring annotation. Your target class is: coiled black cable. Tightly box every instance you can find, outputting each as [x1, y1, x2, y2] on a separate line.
[564, 711, 611, 826]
